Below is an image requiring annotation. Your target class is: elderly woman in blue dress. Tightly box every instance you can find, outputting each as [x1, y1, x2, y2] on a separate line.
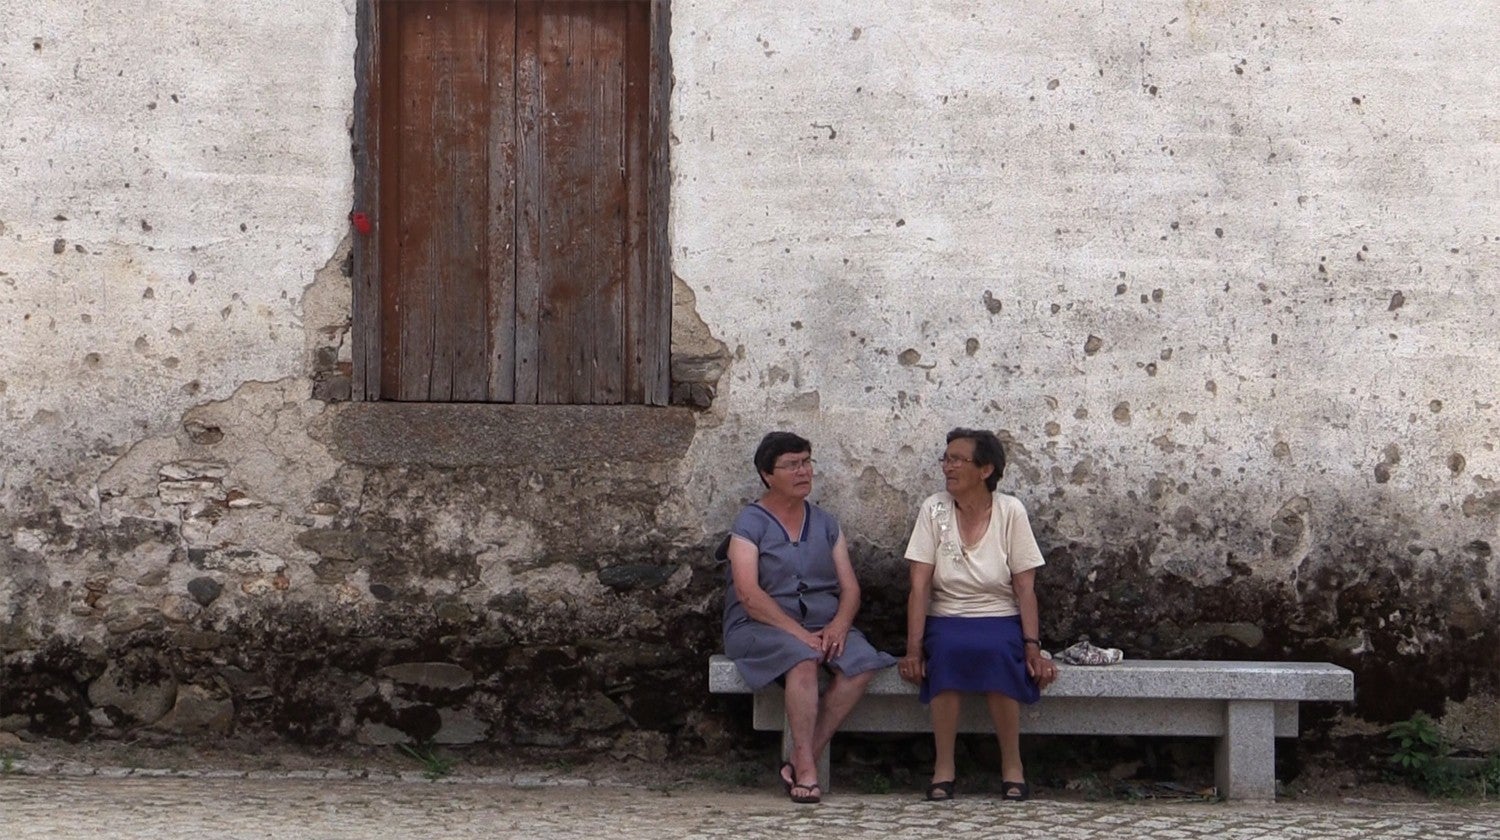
[898, 428, 1058, 802]
[723, 432, 896, 804]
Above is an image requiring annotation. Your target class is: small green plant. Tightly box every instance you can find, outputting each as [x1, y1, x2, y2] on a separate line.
[1386, 712, 1499, 798]
[398, 742, 455, 781]
[1, 750, 17, 774]
[1388, 711, 1443, 774]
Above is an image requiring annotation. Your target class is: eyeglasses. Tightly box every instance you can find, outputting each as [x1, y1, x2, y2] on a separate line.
[938, 455, 976, 466]
[773, 458, 816, 473]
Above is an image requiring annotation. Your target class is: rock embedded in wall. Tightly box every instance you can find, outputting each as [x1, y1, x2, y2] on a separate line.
[87, 659, 177, 727]
[156, 684, 234, 735]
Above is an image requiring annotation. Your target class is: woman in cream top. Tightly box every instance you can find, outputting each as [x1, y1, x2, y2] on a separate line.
[898, 428, 1057, 802]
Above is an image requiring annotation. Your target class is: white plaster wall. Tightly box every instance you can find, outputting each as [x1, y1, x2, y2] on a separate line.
[0, 0, 1490, 579]
[670, 1, 1500, 568]
[0, 1, 355, 479]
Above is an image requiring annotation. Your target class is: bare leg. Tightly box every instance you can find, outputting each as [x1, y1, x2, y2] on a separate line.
[984, 692, 1024, 782]
[810, 669, 875, 756]
[782, 660, 821, 786]
[929, 690, 961, 784]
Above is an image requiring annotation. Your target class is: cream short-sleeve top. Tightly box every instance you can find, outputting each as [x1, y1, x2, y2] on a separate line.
[903, 491, 1045, 617]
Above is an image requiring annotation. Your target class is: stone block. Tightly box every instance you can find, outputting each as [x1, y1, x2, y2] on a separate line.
[156, 684, 234, 735]
[158, 461, 229, 481]
[224, 489, 265, 508]
[332, 403, 695, 467]
[198, 547, 285, 576]
[596, 563, 677, 592]
[573, 691, 628, 731]
[358, 721, 409, 746]
[295, 528, 382, 561]
[159, 594, 201, 623]
[431, 709, 488, 745]
[186, 577, 223, 606]
[312, 375, 352, 402]
[378, 662, 474, 691]
[610, 730, 669, 763]
[87, 661, 177, 725]
[134, 568, 169, 587]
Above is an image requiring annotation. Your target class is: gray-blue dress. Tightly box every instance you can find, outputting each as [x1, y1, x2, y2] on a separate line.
[722, 501, 897, 690]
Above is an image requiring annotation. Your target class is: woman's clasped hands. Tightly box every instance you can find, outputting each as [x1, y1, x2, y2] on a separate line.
[798, 619, 850, 661]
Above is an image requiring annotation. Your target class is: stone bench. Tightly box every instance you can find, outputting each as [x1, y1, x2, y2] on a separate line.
[708, 654, 1354, 800]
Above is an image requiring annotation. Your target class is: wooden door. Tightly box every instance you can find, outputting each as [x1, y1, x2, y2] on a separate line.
[353, 0, 670, 404]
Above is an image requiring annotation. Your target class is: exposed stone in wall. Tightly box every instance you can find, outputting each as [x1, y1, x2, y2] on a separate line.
[87, 657, 177, 726]
[1, 374, 716, 748]
[1, 380, 1496, 750]
[669, 275, 732, 410]
[1439, 693, 1500, 753]
[304, 238, 355, 404]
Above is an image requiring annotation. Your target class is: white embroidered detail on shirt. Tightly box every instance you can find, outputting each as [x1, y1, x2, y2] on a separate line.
[930, 500, 964, 565]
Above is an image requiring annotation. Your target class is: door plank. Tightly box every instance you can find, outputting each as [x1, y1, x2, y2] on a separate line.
[394, 1, 441, 400]
[621, 0, 651, 404]
[486, 0, 519, 402]
[437, 1, 494, 402]
[536, 5, 595, 403]
[354, 0, 385, 400]
[590, 1, 627, 404]
[645, 0, 672, 405]
[514, 0, 544, 404]
[377, 0, 406, 399]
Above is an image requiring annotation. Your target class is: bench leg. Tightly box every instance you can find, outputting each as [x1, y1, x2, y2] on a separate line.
[1214, 700, 1277, 801]
[779, 716, 832, 793]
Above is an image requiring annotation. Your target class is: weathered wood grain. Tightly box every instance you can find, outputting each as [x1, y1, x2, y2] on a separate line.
[362, 0, 667, 405]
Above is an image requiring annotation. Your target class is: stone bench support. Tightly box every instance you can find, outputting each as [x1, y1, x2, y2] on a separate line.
[709, 656, 1353, 801]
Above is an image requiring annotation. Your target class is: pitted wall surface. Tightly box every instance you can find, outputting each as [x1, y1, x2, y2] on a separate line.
[668, 0, 1498, 723]
[0, 1, 354, 471]
[1, 1, 1496, 755]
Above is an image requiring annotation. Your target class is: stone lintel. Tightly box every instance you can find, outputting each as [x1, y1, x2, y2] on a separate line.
[331, 403, 697, 467]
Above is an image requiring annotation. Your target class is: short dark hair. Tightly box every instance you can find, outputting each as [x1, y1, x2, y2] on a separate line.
[753, 431, 811, 487]
[947, 427, 1005, 491]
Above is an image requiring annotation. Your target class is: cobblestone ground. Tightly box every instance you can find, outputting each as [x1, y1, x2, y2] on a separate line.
[3, 774, 1497, 839]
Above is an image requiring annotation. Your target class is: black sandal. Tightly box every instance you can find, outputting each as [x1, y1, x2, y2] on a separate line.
[789, 782, 822, 804]
[1000, 780, 1031, 801]
[777, 761, 794, 794]
[925, 780, 956, 801]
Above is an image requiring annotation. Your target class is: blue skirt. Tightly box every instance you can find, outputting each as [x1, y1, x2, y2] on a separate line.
[921, 615, 1040, 705]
